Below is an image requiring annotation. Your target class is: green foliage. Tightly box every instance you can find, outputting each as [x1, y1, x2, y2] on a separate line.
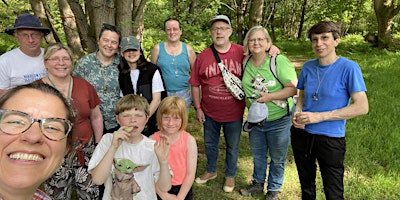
[0, 33, 18, 54]
[190, 38, 400, 199]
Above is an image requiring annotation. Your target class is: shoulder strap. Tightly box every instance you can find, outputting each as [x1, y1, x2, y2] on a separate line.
[242, 54, 252, 70]
[269, 54, 290, 115]
[210, 44, 221, 63]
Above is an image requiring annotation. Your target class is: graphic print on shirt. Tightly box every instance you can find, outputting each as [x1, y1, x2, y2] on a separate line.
[111, 158, 149, 200]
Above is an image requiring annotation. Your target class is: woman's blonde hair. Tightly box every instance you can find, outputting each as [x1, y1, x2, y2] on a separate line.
[156, 96, 188, 131]
[43, 43, 74, 61]
[243, 25, 272, 56]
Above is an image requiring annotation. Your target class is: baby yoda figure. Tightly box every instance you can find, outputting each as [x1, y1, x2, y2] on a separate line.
[111, 158, 149, 200]
[251, 74, 287, 109]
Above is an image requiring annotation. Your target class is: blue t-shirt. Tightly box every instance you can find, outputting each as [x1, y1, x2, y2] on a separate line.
[297, 57, 367, 137]
[157, 42, 191, 92]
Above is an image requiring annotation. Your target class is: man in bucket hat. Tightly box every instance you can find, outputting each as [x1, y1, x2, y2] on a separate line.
[0, 13, 50, 96]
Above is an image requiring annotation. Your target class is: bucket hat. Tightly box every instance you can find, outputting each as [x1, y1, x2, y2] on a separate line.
[5, 14, 51, 35]
[120, 36, 141, 53]
[243, 101, 268, 132]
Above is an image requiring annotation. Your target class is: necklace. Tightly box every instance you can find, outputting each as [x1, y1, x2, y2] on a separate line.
[313, 64, 333, 101]
[48, 76, 73, 102]
[172, 55, 178, 77]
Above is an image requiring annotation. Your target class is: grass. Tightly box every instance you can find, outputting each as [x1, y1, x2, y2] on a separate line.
[64, 38, 399, 199]
[188, 39, 400, 199]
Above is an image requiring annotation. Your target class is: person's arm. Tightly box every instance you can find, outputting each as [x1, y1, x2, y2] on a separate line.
[295, 91, 368, 125]
[150, 44, 160, 64]
[149, 92, 161, 117]
[256, 79, 298, 103]
[268, 45, 280, 57]
[292, 90, 305, 129]
[90, 105, 104, 143]
[176, 135, 197, 199]
[191, 85, 205, 123]
[187, 45, 196, 69]
[91, 127, 132, 184]
[154, 134, 172, 192]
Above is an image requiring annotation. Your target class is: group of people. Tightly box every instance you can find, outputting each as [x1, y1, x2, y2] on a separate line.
[0, 13, 368, 200]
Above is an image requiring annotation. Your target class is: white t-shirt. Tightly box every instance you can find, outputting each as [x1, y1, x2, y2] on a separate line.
[0, 48, 47, 89]
[88, 134, 160, 200]
[119, 69, 165, 97]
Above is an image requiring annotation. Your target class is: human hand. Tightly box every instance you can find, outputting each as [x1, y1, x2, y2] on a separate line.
[292, 112, 305, 129]
[155, 134, 170, 163]
[268, 45, 280, 56]
[256, 92, 271, 103]
[196, 109, 205, 123]
[294, 111, 324, 125]
[111, 126, 132, 149]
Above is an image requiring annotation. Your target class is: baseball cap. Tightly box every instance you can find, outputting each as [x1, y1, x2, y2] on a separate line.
[243, 102, 268, 132]
[120, 36, 141, 53]
[5, 14, 51, 35]
[209, 15, 231, 27]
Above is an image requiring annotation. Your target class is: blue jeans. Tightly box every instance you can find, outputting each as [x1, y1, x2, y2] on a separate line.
[167, 88, 192, 109]
[203, 114, 242, 177]
[249, 115, 291, 191]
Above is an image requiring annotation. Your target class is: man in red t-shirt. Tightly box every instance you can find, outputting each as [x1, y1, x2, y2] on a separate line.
[189, 15, 245, 193]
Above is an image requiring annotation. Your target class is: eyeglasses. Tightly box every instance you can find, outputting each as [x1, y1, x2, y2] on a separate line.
[0, 109, 72, 141]
[17, 32, 42, 40]
[162, 116, 182, 122]
[211, 27, 231, 32]
[248, 38, 267, 44]
[166, 27, 180, 32]
[46, 57, 72, 63]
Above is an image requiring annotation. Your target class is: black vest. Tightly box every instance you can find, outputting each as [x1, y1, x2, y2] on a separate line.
[118, 63, 167, 136]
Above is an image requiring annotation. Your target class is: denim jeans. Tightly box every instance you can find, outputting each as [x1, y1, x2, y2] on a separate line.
[249, 114, 291, 191]
[203, 114, 242, 177]
[167, 88, 192, 109]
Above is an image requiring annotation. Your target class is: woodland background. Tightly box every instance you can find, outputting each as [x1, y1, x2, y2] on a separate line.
[1, 0, 400, 199]
[1, 0, 400, 58]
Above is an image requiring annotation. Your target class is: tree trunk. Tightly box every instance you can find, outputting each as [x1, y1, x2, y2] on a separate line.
[236, 0, 249, 44]
[373, 0, 400, 48]
[132, 0, 146, 39]
[68, 0, 96, 51]
[297, 0, 307, 39]
[116, 0, 133, 37]
[91, 0, 116, 40]
[249, 0, 264, 29]
[58, 0, 83, 59]
[29, 0, 56, 43]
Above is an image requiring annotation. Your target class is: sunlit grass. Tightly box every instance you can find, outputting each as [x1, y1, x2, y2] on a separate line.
[191, 39, 400, 199]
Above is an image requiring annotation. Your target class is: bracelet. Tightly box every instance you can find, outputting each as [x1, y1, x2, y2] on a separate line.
[195, 106, 201, 110]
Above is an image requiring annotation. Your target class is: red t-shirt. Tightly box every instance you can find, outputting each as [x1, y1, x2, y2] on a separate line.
[189, 43, 245, 122]
[39, 77, 101, 144]
[70, 77, 101, 144]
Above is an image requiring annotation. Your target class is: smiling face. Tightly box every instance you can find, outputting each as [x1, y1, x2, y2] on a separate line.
[248, 30, 270, 55]
[210, 21, 232, 48]
[14, 29, 44, 57]
[97, 30, 120, 59]
[45, 49, 73, 78]
[122, 49, 141, 65]
[310, 32, 339, 59]
[161, 114, 182, 135]
[165, 20, 182, 43]
[0, 88, 68, 194]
